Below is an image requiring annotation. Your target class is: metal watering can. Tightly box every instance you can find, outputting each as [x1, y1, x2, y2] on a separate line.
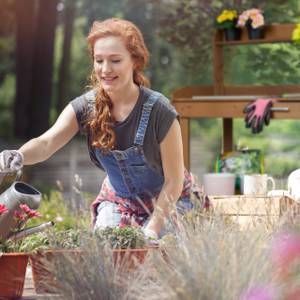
[0, 170, 54, 240]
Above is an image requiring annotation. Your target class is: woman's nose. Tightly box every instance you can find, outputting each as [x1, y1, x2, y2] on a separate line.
[102, 61, 112, 73]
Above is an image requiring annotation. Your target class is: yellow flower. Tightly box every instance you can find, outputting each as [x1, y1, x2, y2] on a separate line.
[217, 9, 237, 24]
[292, 23, 300, 43]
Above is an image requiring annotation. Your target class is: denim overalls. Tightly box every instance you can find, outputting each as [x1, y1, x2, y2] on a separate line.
[91, 91, 196, 230]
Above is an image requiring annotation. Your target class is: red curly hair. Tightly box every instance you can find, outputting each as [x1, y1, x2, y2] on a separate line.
[86, 18, 150, 151]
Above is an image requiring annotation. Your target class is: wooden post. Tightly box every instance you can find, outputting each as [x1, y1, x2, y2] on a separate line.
[180, 118, 190, 170]
[223, 118, 233, 153]
[213, 29, 233, 152]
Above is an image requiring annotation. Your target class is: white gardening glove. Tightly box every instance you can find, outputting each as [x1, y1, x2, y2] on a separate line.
[142, 228, 159, 247]
[0, 150, 24, 172]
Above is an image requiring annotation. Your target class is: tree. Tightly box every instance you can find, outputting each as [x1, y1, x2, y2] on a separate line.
[14, 0, 58, 138]
[56, 0, 76, 114]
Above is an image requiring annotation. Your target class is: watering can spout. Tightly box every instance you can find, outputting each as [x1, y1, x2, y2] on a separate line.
[0, 181, 42, 240]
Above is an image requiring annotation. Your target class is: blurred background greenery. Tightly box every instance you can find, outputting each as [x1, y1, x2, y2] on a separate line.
[1, 0, 300, 192]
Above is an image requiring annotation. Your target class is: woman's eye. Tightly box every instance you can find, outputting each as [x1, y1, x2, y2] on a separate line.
[112, 60, 121, 63]
[96, 60, 103, 64]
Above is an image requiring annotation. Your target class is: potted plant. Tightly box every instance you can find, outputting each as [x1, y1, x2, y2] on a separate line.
[29, 228, 83, 294]
[215, 9, 241, 41]
[0, 203, 42, 299]
[237, 8, 265, 40]
[95, 226, 150, 270]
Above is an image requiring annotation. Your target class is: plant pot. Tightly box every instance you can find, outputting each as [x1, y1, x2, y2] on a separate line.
[224, 27, 241, 41]
[247, 27, 265, 40]
[0, 252, 29, 298]
[113, 248, 149, 270]
[112, 247, 167, 271]
[30, 249, 82, 294]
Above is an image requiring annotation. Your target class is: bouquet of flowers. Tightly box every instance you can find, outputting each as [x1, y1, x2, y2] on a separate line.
[237, 8, 264, 29]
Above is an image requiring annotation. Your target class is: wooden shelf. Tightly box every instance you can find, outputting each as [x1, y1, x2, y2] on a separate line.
[215, 23, 295, 45]
[172, 23, 300, 170]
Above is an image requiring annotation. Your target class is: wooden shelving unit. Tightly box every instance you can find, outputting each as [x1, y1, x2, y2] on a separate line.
[172, 24, 300, 170]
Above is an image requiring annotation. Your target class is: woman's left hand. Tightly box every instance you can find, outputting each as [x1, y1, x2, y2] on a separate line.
[142, 228, 159, 246]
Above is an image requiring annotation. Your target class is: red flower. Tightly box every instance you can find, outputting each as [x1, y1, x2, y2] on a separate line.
[20, 204, 31, 214]
[27, 210, 41, 218]
[0, 204, 8, 215]
[14, 210, 26, 222]
[20, 204, 41, 218]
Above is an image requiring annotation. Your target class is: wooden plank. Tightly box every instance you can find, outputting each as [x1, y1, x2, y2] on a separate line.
[223, 118, 233, 153]
[172, 85, 300, 100]
[180, 118, 190, 170]
[171, 85, 214, 99]
[224, 85, 300, 96]
[209, 195, 299, 216]
[215, 23, 296, 45]
[213, 31, 225, 95]
[173, 100, 300, 119]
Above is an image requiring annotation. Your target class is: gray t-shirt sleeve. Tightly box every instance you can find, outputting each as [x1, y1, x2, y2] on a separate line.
[70, 90, 95, 135]
[152, 95, 178, 144]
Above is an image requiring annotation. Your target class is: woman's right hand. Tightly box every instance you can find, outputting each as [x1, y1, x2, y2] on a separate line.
[0, 150, 24, 172]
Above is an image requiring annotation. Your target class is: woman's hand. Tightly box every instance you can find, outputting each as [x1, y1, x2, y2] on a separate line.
[142, 227, 159, 246]
[0, 150, 24, 172]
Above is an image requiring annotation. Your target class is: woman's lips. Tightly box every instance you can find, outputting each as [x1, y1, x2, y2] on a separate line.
[102, 76, 118, 84]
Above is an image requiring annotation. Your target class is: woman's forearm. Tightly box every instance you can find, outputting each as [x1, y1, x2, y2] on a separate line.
[146, 179, 183, 234]
[19, 137, 51, 165]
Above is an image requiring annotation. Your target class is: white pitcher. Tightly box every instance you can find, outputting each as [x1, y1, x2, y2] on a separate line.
[288, 169, 300, 202]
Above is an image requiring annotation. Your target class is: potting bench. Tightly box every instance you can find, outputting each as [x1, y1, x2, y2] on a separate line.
[172, 24, 300, 170]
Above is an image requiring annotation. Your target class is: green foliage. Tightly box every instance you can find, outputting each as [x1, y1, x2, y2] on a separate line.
[95, 226, 146, 249]
[27, 189, 90, 231]
[0, 74, 14, 138]
[0, 228, 83, 253]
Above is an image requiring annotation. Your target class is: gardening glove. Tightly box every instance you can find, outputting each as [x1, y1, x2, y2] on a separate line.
[243, 98, 273, 134]
[142, 228, 159, 247]
[0, 150, 24, 172]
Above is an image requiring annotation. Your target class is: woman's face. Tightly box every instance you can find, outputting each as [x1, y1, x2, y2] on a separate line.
[93, 36, 135, 94]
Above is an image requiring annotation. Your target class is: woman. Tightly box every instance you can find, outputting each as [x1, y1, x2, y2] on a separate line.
[0, 18, 197, 241]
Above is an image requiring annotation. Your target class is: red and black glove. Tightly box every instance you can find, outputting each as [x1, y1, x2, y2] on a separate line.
[243, 98, 273, 134]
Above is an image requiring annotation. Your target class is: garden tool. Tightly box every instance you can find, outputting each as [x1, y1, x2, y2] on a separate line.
[9, 221, 55, 241]
[0, 176, 42, 240]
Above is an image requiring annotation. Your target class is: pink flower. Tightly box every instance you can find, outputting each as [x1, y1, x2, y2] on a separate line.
[20, 204, 31, 214]
[27, 210, 41, 218]
[271, 232, 300, 269]
[240, 285, 276, 300]
[14, 210, 26, 222]
[0, 204, 8, 215]
[20, 204, 41, 218]
[237, 8, 264, 29]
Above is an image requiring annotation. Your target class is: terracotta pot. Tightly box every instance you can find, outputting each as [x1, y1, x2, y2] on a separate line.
[30, 249, 82, 294]
[112, 247, 165, 271]
[0, 252, 29, 299]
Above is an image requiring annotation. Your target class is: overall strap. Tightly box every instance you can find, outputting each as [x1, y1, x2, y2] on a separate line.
[134, 91, 161, 146]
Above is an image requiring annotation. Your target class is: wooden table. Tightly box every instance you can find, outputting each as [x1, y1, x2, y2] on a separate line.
[208, 194, 300, 228]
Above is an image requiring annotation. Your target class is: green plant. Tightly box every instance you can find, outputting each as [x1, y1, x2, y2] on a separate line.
[95, 226, 145, 249]
[28, 189, 90, 230]
[0, 203, 44, 253]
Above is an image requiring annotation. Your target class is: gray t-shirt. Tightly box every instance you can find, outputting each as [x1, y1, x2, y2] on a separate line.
[70, 86, 178, 172]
